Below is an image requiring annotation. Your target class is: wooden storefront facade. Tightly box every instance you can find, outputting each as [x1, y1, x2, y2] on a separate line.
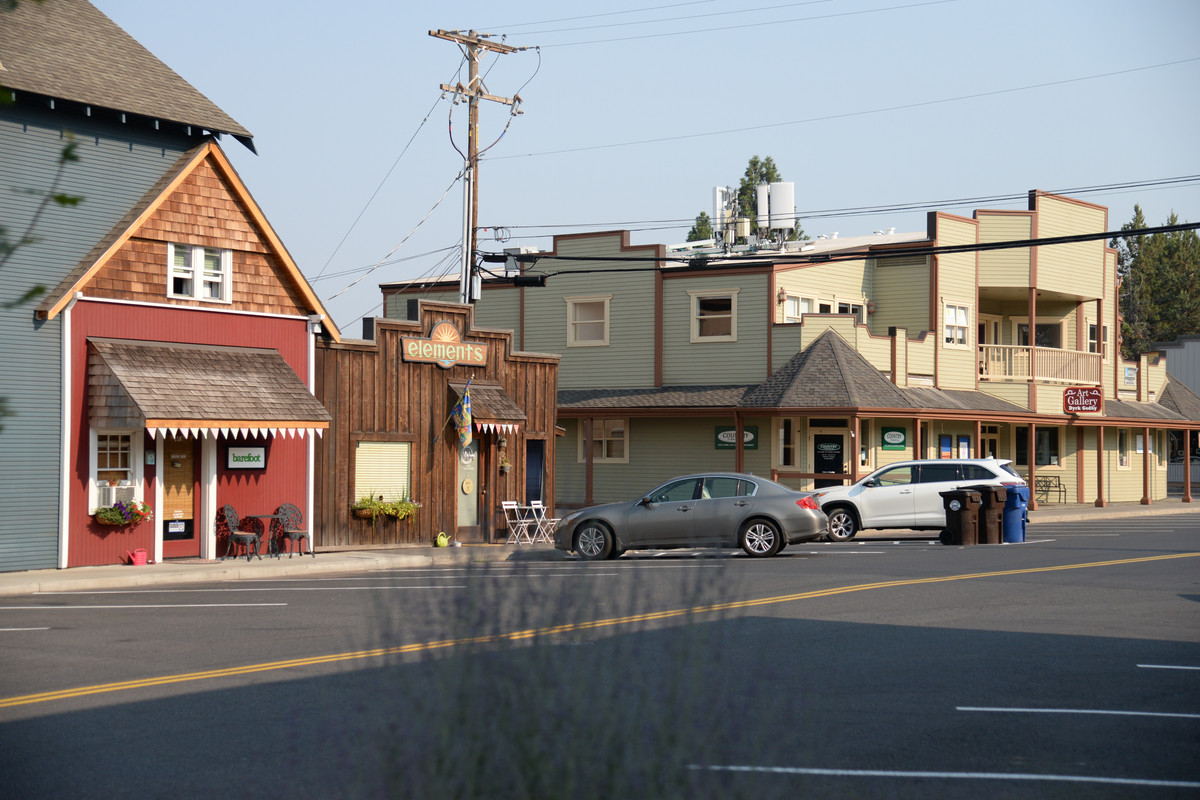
[314, 302, 559, 546]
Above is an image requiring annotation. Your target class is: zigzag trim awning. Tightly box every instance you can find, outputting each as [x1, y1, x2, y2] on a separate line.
[89, 338, 332, 438]
[449, 381, 526, 435]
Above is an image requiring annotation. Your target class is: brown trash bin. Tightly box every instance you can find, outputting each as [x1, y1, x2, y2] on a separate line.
[939, 489, 982, 545]
[970, 485, 1008, 545]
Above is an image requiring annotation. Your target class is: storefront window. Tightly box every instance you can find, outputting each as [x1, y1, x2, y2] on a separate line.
[354, 441, 412, 501]
[1015, 427, 1060, 467]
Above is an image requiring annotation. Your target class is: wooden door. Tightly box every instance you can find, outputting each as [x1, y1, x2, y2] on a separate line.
[161, 435, 200, 559]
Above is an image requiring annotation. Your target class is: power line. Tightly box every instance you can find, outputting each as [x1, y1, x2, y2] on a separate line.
[479, 175, 1200, 234]
[479, 222, 1200, 274]
[535, 0, 957, 46]
[488, 0, 722, 30]
[494, 0, 836, 36]
[486, 57, 1200, 161]
[312, 87, 452, 281]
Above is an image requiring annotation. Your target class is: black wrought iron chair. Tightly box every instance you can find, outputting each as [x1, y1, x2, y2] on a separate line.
[221, 504, 261, 561]
[274, 502, 313, 558]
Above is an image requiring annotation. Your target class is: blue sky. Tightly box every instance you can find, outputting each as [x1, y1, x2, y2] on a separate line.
[93, 0, 1200, 334]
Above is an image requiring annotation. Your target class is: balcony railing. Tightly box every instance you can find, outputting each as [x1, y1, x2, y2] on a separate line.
[979, 345, 1101, 384]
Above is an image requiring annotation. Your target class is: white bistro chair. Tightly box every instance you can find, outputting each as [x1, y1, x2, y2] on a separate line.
[502, 501, 534, 544]
[529, 500, 559, 543]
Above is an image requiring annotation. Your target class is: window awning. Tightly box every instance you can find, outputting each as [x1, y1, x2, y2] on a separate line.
[89, 338, 331, 439]
[450, 382, 526, 434]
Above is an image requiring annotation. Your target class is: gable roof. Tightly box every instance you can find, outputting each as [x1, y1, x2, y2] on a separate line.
[741, 329, 1030, 415]
[1158, 373, 1200, 421]
[0, 0, 252, 147]
[741, 329, 912, 409]
[35, 140, 341, 342]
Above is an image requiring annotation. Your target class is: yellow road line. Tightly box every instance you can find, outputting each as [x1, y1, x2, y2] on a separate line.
[3, 551, 1196, 710]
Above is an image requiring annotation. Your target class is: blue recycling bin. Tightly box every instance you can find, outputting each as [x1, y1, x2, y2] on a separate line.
[1003, 484, 1030, 543]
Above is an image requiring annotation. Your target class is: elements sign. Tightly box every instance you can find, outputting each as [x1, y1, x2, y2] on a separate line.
[1063, 386, 1103, 414]
[402, 321, 488, 369]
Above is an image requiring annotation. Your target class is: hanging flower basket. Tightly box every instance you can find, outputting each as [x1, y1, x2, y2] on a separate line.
[352, 507, 375, 520]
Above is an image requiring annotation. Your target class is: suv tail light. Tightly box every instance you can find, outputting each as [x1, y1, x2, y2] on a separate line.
[796, 496, 820, 510]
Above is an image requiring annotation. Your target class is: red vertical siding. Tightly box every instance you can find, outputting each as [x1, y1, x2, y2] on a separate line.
[68, 300, 313, 566]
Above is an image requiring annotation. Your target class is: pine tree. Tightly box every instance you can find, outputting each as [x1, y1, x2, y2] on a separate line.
[1114, 206, 1200, 359]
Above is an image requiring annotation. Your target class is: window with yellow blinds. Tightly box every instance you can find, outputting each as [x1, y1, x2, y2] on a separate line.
[354, 441, 412, 501]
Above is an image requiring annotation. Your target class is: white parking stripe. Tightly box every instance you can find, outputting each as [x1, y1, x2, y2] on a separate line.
[690, 764, 1200, 789]
[0, 627, 50, 631]
[1139, 663, 1200, 671]
[36, 586, 465, 595]
[0, 603, 287, 610]
[957, 706, 1200, 720]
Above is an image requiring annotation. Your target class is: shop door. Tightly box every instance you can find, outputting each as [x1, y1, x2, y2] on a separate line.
[456, 440, 482, 542]
[161, 435, 199, 559]
[813, 433, 846, 489]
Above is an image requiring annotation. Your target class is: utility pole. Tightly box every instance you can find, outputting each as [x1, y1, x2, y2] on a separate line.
[429, 29, 525, 304]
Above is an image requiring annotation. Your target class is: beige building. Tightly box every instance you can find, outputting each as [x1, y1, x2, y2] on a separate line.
[383, 191, 1200, 512]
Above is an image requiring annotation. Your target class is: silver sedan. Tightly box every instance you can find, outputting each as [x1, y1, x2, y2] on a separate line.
[553, 472, 828, 559]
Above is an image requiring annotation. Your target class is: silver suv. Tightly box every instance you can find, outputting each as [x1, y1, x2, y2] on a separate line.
[813, 458, 1026, 541]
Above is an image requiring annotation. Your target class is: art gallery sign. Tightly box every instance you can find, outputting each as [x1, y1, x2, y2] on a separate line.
[402, 321, 489, 369]
[1063, 386, 1104, 414]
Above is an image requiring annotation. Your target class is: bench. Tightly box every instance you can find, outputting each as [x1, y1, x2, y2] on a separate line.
[1034, 474, 1066, 503]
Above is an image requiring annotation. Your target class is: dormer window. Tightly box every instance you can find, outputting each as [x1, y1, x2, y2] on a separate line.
[168, 243, 231, 302]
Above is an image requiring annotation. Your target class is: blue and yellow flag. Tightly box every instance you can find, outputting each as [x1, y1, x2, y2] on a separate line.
[452, 383, 473, 448]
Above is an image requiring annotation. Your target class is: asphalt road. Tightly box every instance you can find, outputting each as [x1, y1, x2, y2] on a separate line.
[1, 518, 1198, 798]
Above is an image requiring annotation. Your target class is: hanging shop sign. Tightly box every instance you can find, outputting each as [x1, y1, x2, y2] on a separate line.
[227, 446, 266, 469]
[1063, 386, 1103, 414]
[402, 321, 489, 369]
[715, 426, 758, 449]
[881, 426, 907, 450]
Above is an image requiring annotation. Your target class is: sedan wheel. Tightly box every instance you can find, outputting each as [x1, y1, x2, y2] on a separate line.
[825, 508, 858, 542]
[575, 522, 614, 560]
[740, 519, 782, 557]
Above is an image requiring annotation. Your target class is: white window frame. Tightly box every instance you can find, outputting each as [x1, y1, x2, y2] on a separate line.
[837, 301, 865, 324]
[89, 429, 145, 512]
[1117, 428, 1131, 469]
[689, 288, 739, 342]
[783, 294, 815, 324]
[1087, 321, 1109, 358]
[942, 302, 971, 348]
[777, 418, 797, 467]
[565, 294, 611, 347]
[168, 243, 232, 303]
[577, 418, 629, 464]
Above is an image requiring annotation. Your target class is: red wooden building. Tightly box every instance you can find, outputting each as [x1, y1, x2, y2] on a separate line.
[37, 142, 338, 566]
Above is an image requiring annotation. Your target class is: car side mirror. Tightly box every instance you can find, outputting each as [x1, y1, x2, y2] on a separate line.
[639, 496, 653, 507]
[863, 479, 876, 488]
